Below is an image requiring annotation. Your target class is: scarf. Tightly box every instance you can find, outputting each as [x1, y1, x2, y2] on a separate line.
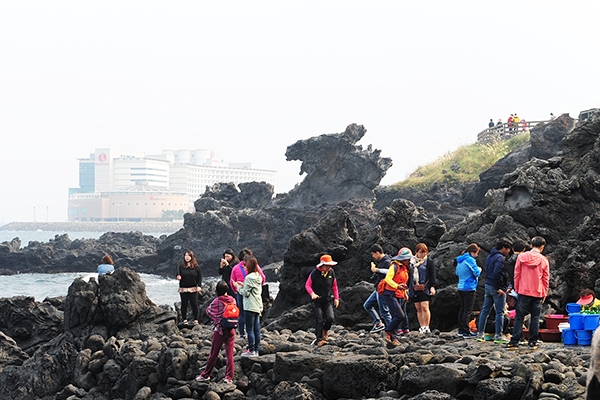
[411, 256, 427, 284]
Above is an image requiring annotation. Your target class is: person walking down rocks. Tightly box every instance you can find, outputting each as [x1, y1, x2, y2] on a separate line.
[177, 250, 202, 325]
[230, 248, 265, 338]
[455, 244, 481, 338]
[408, 243, 436, 334]
[195, 281, 236, 383]
[98, 254, 115, 275]
[219, 249, 238, 296]
[306, 254, 340, 347]
[381, 248, 412, 345]
[233, 256, 263, 357]
[505, 236, 550, 350]
[363, 244, 392, 333]
[477, 238, 511, 344]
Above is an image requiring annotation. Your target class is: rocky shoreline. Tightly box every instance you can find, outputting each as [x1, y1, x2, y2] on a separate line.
[0, 221, 183, 233]
[0, 268, 592, 400]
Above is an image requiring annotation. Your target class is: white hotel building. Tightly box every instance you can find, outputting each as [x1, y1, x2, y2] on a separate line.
[68, 148, 276, 221]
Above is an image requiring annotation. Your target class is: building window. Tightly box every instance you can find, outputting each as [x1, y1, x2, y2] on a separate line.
[81, 208, 87, 214]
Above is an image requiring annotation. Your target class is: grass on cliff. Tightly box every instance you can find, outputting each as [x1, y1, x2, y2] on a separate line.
[394, 133, 530, 189]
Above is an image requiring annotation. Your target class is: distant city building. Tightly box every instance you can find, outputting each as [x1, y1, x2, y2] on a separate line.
[68, 148, 276, 221]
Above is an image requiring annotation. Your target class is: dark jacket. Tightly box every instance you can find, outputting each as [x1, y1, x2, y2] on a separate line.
[373, 254, 392, 285]
[484, 248, 508, 291]
[178, 265, 202, 288]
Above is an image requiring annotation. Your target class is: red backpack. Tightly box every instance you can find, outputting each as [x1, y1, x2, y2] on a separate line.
[220, 300, 239, 329]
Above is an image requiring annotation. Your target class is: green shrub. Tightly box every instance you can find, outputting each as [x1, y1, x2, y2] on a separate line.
[394, 133, 530, 190]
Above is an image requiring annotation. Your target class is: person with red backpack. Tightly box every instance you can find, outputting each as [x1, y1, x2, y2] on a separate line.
[195, 280, 237, 383]
[380, 248, 412, 345]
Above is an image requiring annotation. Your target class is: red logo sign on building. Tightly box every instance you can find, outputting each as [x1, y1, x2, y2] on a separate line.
[98, 153, 107, 162]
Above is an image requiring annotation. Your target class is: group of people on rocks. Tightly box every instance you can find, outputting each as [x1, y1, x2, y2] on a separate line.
[362, 243, 436, 345]
[456, 236, 550, 350]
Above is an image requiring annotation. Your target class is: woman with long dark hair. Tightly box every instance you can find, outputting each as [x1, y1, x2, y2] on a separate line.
[219, 249, 238, 296]
[177, 250, 203, 325]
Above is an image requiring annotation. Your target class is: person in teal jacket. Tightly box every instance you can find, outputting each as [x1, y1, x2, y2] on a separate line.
[456, 243, 481, 338]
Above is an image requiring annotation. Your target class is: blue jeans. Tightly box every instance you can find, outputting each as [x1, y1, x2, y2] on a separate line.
[509, 294, 542, 345]
[380, 294, 405, 340]
[363, 291, 392, 326]
[236, 293, 246, 336]
[478, 284, 506, 336]
[245, 310, 261, 352]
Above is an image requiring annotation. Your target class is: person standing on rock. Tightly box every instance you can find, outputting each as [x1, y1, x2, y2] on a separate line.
[219, 249, 238, 297]
[195, 280, 236, 382]
[177, 250, 202, 325]
[381, 248, 411, 345]
[233, 256, 263, 357]
[505, 236, 550, 350]
[363, 244, 392, 333]
[230, 248, 265, 338]
[456, 244, 481, 338]
[408, 243, 436, 334]
[477, 238, 511, 344]
[98, 254, 115, 274]
[305, 254, 340, 347]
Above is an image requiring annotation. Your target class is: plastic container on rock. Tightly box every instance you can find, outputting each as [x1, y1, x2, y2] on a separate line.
[545, 315, 569, 330]
[583, 314, 600, 330]
[566, 303, 581, 314]
[562, 329, 577, 345]
[575, 329, 593, 346]
[569, 313, 585, 330]
[539, 329, 561, 342]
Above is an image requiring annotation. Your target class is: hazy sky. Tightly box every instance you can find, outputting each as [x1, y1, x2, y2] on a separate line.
[1, 1, 599, 223]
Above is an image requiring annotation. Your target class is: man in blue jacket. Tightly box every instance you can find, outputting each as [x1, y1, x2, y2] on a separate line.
[477, 238, 512, 344]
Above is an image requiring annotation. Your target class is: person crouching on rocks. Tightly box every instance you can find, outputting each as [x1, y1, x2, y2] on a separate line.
[233, 256, 263, 357]
[381, 248, 412, 345]
[195, 280, 236, 383]
[305, 254, 340, 347]
[177, 250, 202, 325]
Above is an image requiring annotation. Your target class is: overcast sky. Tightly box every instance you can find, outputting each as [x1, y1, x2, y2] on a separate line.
[1, 1, 599, 223]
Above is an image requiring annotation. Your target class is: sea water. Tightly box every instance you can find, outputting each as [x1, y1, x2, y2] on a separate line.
[0, 273, 280, 307]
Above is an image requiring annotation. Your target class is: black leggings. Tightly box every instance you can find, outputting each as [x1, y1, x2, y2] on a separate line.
[458, 290, 476, 334]
[180, 291, 199, 321]
[312, 300, 334, 340]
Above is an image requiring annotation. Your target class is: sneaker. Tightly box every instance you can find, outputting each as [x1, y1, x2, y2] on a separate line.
[386, 331, 393, 342]
[476, 335, 485, 342]
[317, 340, 327, 347]
[528, 342, 538, 350]
[195, 375, 210, 382]
[423, 326, 431, 334]
[461, 332, 476, 339]
[251, 350, 260, 356]
[323, 331, 329, 340]
[503, 342, 518, 350]
[370, 323, 385, 333]
[223, 378, 233, 383]
[494, 335, 510, 344]
[404, 329, 410, 334]
[390, 339, 401, 346]
[241, 349, 253, 357]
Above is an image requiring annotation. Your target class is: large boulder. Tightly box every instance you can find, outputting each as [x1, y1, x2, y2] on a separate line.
[278, 123, 393, 208]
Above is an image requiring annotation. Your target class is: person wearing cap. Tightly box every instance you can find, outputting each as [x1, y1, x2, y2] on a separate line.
[380, 248, 411, 345]
[578, 289, 600, 309]
[305, 254, 340, 347]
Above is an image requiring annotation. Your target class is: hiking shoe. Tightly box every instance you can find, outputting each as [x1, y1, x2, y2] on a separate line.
[528, 342, 538, 350]
[386, 331, 393, 342]
[224, 378, 233, 383]
[195, 375, 210, 382]
[494, 335, 510, 344]
[503, 343, 518, 350]
[476, 335, 485, 342]
[241, 350, 253, 357]
[390, 339, 401, 346]
[323, 331, 329, 340]
[317, 340, 327, 347]
[370, 323, 385, 333]
[461, 332, 476, 339]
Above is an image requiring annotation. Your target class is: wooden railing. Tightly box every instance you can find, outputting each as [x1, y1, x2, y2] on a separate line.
[477, 120, 550, 143]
